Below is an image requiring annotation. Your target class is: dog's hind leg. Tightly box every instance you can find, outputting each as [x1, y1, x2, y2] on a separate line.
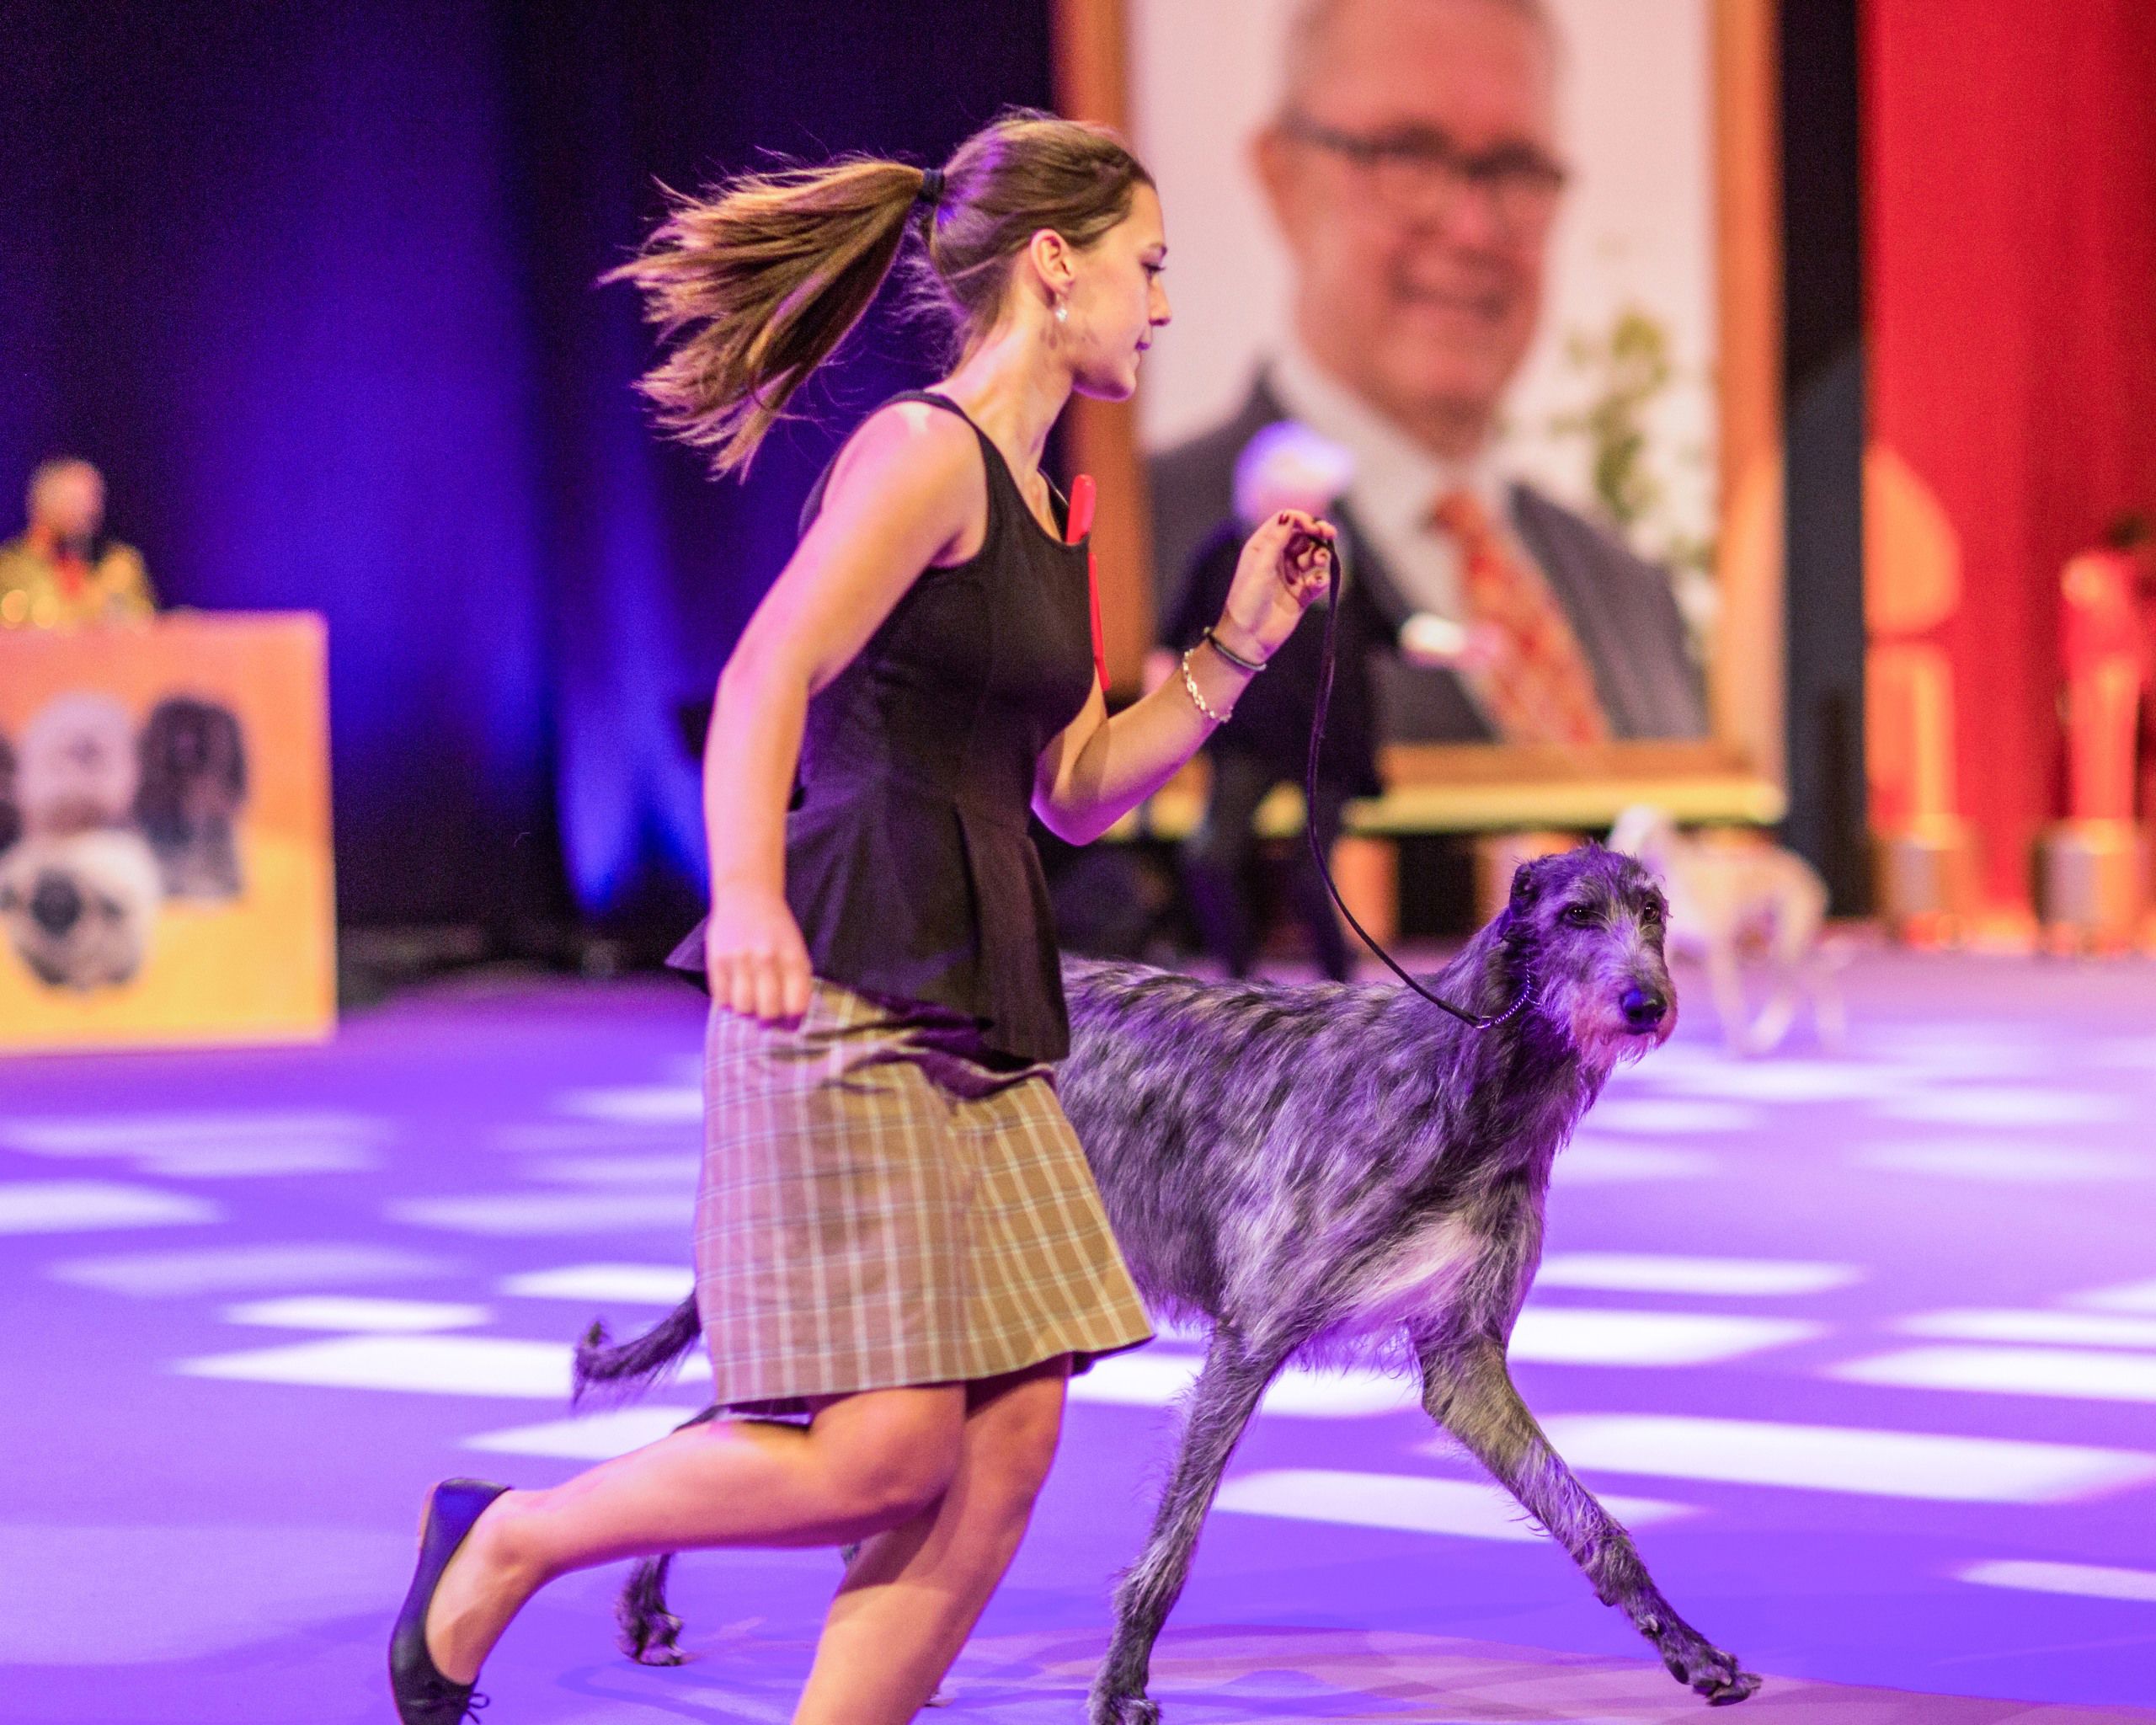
[1750, 874, 1827, 1055]
[1811, 961, 1848, 1051]
[1804, 923, 1849, 1054]
[612, 1404, 719, 1665]
[618, 1554, 688, 1666]
[1705, 941, 1763, 1056]
[1090, 1332, 1283, 1725]
[1419, 1338, 1760, 1706]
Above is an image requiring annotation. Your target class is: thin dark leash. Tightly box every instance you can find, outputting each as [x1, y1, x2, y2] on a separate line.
[1299, 536, 1534, 1029]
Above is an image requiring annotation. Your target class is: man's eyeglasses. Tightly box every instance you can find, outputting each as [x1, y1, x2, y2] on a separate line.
[1280, 115, 1568, 233]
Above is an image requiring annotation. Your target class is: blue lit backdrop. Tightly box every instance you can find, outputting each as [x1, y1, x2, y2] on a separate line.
[1, 0, 1053, 937]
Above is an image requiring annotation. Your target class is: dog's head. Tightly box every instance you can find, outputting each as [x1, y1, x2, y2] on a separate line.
[1502, 844, 1675, 1068]
[18, 692, 139, 836]
[136, 697, 248, 817]
[0, 829, 163, 990]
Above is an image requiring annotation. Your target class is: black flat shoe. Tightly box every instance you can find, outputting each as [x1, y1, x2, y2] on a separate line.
[389, 1477, 510, 1723]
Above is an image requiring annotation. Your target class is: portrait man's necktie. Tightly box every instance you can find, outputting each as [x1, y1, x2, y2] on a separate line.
[1431, 487, 1611, 747]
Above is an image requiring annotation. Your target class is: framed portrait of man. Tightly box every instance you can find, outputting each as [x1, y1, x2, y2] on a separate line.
[1056, 0, 1785, 837]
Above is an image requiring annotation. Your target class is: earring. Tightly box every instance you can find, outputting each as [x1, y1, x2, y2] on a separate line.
[1054, 298, 1069, 325]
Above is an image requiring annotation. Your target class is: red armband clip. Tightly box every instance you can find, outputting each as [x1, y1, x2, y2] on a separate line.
[1066, 473, 1108, 695]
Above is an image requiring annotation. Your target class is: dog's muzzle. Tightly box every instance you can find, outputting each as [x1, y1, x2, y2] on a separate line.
[29, 873, 84, 937]
[1620, 985, 1668, 1033]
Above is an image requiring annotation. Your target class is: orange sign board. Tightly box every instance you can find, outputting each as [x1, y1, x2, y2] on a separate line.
[0, 613, 335, 1051]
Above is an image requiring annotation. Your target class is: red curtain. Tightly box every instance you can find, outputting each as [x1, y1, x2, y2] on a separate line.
[1865, 0, 2156, 905]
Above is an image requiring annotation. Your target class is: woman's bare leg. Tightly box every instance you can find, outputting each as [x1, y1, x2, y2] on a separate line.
[792, 1357, 1070, 1725]
[424, 1383, 966, 1683]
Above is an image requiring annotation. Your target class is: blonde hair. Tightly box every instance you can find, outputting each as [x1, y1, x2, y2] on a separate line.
[607, 108, 1152, 474]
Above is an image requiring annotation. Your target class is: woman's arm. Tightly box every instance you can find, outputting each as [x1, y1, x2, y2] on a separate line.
[1034, 510, 1334, 844]
[702, 403, 981, 1020]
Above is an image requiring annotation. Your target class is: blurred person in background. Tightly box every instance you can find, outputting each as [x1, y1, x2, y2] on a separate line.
[0, 459, 157, 630]
[1151, 421, 1386, 980]
[2059, 510, 2156, 820]
[1150, 0, 1704, 745]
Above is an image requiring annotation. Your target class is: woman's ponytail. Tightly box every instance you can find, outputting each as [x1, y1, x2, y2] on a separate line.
[606, 158, 931, 475]
[611, 110, 1150, 477]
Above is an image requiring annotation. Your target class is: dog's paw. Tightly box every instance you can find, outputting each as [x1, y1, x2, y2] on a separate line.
[1086, 1685, 1161, 1725]
[623, 1632, 689, 1668]
[618, 1610, 689, 1667]
[1629, 1592, 1758, 1706]
[1656, 1632, 1759, 1706]
[1705, 1669, 1763, 1706]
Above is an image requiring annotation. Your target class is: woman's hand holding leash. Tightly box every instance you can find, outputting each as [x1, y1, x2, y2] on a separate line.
[1214, 509, 1338, 666]
[705, 879, 813, 1023]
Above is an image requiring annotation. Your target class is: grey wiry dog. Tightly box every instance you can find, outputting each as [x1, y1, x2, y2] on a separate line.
[575, 845, 1760, 1712]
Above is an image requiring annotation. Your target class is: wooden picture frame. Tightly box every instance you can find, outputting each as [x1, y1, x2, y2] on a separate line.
[1054, 0, 1786, 841]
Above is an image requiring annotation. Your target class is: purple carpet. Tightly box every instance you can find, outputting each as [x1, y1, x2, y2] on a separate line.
[3, 951, 2153, 1722]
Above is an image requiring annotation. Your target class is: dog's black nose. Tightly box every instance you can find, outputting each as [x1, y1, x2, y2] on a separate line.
[1621, 985, 1667, 1030]
[29, 873, 83, 936]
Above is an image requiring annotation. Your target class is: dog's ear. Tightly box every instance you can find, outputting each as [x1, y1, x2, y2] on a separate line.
[1509, 859, 1543, 909]
[217, 708, 248, 797]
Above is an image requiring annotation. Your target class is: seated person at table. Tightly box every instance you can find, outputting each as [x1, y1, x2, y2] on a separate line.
[0, 458, 157, 630]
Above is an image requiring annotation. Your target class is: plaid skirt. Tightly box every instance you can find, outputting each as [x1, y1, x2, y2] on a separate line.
[694, 977, 1154, 1414]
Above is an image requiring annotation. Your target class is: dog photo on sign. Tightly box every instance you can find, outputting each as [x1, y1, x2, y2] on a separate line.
[0, 687, 249, 991]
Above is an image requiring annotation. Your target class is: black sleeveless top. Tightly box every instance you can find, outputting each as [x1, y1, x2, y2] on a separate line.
[667, 391, 1096, 1062]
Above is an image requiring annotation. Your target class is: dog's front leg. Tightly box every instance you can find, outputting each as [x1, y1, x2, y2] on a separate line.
[1090, 1332, 1282, 1725]
[1417, 1336, 1760, 1706]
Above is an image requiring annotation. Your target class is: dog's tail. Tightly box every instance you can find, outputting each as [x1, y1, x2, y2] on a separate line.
[573, 1293, 705, 1409]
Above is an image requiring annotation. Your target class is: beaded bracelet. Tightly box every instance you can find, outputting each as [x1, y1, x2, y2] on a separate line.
[1178, 648, 1233, 724]
[1203, 625, 1267, 674]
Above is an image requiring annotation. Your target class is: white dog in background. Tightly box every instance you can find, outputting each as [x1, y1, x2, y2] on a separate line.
[1608, 805, 1845, 1056]
[17, 692, 139, 836]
